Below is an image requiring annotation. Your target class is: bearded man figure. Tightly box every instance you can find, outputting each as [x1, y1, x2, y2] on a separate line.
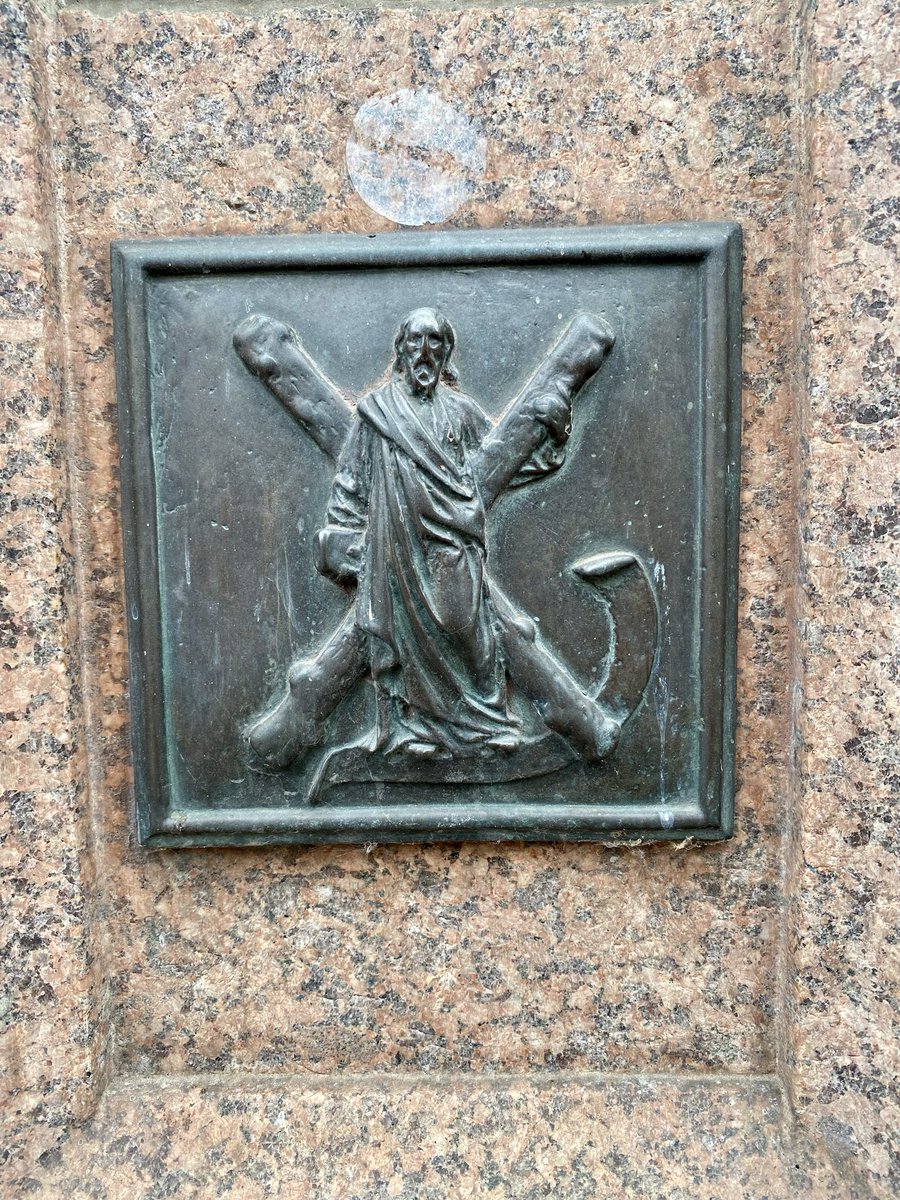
[324, 307, 523, 757]
[246, 305, 622, 774]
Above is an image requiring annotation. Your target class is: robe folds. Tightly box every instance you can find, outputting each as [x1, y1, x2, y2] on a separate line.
[328, 376, 518, 748]
[327, 376, 527, 756]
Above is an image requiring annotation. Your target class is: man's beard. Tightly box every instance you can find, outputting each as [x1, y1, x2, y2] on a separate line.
[407, 356, 440, 393]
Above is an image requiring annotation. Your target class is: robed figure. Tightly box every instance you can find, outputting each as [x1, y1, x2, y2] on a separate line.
[238, 306, 633, 787]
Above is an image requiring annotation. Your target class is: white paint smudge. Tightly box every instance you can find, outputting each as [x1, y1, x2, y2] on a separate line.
[274, 545, 301, 635]
[652, 559, 670, 802]
[654, 672, 671, 802]
[346, 89, 486, 226]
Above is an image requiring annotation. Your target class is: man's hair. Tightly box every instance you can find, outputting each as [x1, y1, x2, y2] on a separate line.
[393, 308, 459, 383]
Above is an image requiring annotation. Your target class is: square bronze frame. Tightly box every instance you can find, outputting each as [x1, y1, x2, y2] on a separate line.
[112, 223, 741, 848]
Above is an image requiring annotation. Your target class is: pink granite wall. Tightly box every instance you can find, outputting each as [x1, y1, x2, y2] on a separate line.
[51, 0, 795, 1082]
[791, 0, 898, 1182]
[0, 0, 107, 1168]
[0, 0, 895, 1194]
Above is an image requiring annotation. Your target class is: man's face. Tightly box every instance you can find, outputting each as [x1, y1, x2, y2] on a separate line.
[399, 311, 448, 397]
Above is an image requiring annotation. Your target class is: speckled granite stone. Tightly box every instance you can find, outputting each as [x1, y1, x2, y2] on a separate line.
[0, 0, 105, 1174]
[0, 0, 896, 1194]
[791, 0, 899, 1190]
[49, 0, 796, 1083]
[4, 1074, 879, 1199]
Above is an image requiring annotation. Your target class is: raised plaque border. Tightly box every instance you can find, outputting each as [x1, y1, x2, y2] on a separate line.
[112, 223, 742, 848]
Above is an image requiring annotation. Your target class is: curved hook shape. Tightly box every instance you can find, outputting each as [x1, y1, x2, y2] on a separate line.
[571, 551, 659, 723]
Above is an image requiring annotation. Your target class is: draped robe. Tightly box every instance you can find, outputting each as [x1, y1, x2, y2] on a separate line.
[327, 375, 559, 756]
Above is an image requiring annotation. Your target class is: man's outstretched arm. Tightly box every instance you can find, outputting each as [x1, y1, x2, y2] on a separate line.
[233, 314, 353, 463]
[473, 314, 615, 507]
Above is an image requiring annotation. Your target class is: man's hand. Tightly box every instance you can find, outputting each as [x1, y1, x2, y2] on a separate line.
[315, 526, 365, 586]
[474, 313, 615, 506]
[530, 391, 572, 444]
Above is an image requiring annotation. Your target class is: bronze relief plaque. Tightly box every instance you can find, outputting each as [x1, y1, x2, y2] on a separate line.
[112, 224, 741, 847]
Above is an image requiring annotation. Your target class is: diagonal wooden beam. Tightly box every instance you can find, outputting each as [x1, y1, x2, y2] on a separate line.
[233, 314, 353, 463]
[474, 313, 615, 508]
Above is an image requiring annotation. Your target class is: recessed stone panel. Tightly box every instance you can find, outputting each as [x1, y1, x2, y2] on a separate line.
[113, 224, 741, 847]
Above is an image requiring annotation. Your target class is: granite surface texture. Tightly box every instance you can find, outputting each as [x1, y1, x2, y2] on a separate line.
[791, 0, 899, 1183]
[4, 1075, 879, 1199]
[0, 0, 895, 1194]
[0, 0, 106, 1174]
[52, 0, 796, 1083]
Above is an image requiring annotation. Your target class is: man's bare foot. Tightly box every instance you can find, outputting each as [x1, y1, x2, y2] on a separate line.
[568, 702, 621, 763]
[247, 664, 326, 770]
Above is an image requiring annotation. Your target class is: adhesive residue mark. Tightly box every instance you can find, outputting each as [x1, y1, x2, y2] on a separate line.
[347, 89, 486, 226]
